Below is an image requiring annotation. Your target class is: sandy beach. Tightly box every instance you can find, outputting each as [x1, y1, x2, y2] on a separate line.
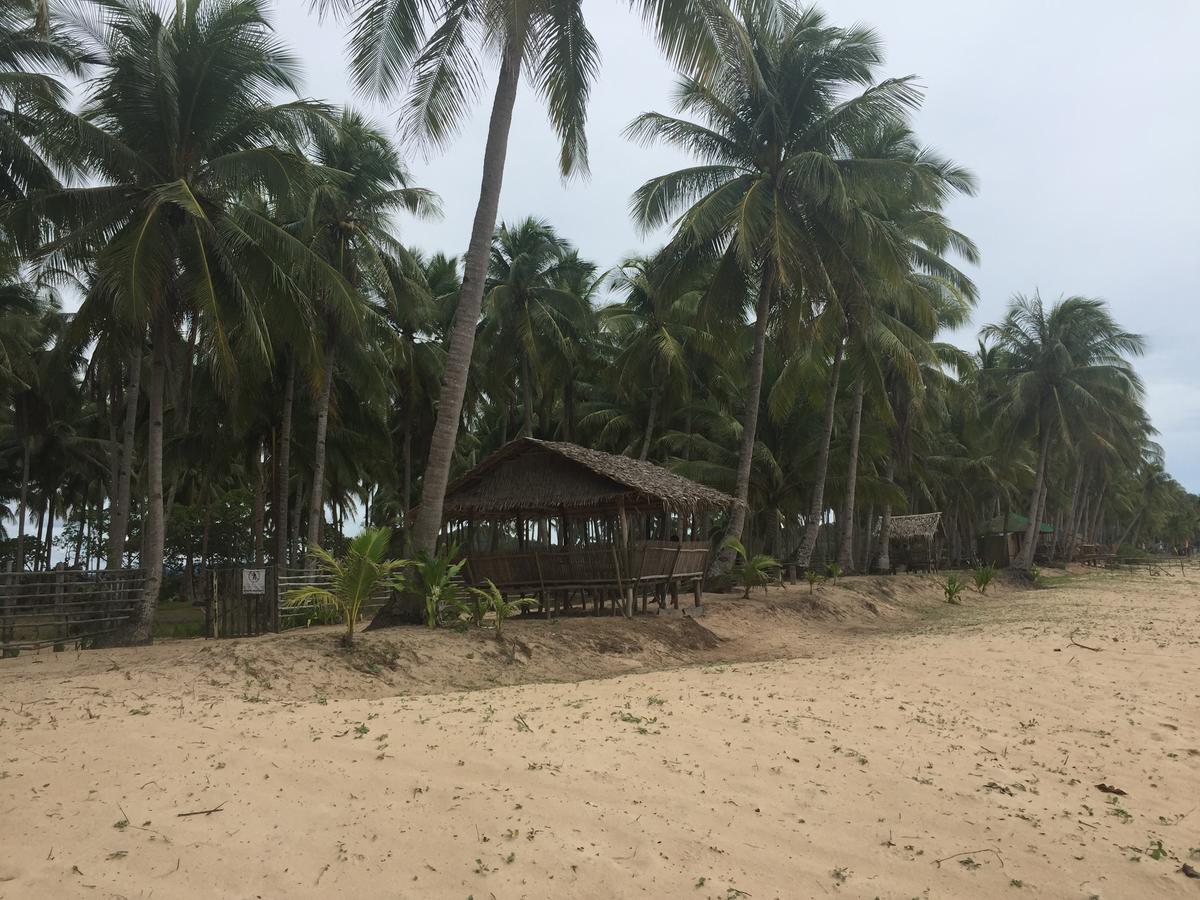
[2, 569, 1198, 899]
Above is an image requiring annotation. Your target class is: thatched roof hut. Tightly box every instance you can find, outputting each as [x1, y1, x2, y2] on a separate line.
[440, 438, 735, 518]
[876, 512, 943, 541]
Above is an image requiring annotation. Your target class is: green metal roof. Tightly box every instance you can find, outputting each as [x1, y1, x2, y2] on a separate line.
[982, 513, 1054, 535]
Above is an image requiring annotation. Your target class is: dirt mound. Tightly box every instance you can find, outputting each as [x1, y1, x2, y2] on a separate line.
[0, 573, 970, 704]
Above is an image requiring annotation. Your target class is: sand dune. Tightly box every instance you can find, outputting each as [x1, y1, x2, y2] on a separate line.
[2, 569, 1198, 899]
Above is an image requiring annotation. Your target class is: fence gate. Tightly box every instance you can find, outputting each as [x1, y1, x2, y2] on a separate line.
[206, 567, 277, 638]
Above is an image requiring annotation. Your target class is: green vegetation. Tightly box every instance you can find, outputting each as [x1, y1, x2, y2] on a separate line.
[468, 579, 536, 637]
[724, 539, 780, 599]
[283, 528, 408, 646]
[943, 574, 965, 605]
[972, 565, 996, 594]
[0, 0, 1193, 646]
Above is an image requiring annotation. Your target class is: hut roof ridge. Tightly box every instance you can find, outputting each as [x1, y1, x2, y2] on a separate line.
[440, 438, 735, 517]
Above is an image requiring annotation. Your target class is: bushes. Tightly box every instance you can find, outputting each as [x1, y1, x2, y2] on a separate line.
[972, 564, 996, 594]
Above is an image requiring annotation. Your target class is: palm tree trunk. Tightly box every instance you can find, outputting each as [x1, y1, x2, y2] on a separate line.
[1061, 463, 1085, 562]
[836, 378, 865, 571]
[108, 343, 142, 569]
[306, 339, 337, 565]
[795, 343, 845, 568]
[132, 317, 168, 643]
[164, 317, 197, 523]
[563, 378, 576, 442]
[43, 492, 55, 571]
[275, 354, 295, 577]
[252, 440, 265, 565]
[288, 479, 303, 563]
[711, 260, 775, 574]
[874, 457, 896, 572]
[520, 349, 534, 437]
[639, 371, 660, 462]
[15, 440, 30, 571]
[410, 34, 523, 555]
[1016, 422, 1053, 569]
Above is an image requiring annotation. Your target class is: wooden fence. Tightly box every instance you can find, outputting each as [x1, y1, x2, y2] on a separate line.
[203, 568, 277, 638]
[0, 569, 145, 655]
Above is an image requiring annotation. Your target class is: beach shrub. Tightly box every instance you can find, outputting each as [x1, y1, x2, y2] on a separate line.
[826, 562, 843, 583]
[972, 564, 996, 594]
[943, 573, 964, 605]
[283, 527, 409, 647]
[805, 569, 822, 594]
[724, 538, 780, 598]
[471, 579, 536, 637]
[410, 544, 467, 628]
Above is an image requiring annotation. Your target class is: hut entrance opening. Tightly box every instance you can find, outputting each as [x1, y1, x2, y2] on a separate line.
[433, 439, 735, 618]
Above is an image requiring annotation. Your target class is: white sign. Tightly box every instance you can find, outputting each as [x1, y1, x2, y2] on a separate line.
[242, 568, 267, 594]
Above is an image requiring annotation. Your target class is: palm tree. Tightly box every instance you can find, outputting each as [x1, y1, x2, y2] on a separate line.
[0, 0, 85, 214]
[317, 0, 739, 555]
[479, 217, 589, 438]
[627, 5, 927, 569]
[982, 294, 1145, 569]
[32, 0, 355, 640]
[603, 253, 710, 461]
[292, 109, 439, 561]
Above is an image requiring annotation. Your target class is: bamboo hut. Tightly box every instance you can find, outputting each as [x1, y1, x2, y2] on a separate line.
[978, 513, 1054, 567]
[435, 438, 735, 618]
[875, 512, 942, 572]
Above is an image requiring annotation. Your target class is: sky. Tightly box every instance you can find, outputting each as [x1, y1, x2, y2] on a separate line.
[271, 1, 1200, 488]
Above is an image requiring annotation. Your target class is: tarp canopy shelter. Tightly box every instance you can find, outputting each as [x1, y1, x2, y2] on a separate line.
[434, 439, 736, 618]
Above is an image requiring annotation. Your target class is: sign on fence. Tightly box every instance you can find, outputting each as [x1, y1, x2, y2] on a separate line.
[242, 568, 267, 594]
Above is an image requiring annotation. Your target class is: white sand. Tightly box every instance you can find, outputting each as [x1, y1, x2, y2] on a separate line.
[2, 569, 1198, 898]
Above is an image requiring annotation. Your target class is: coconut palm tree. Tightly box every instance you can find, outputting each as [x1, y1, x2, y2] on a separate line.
[982, 293, 1145, 569]
[479, 217, 590, 438]
[30, 0, 356, 640]
[317, 0, 741, 555]
[603, 253, 711, 461]
[627, 5, 928, 569]
[291, 108, 439, 560]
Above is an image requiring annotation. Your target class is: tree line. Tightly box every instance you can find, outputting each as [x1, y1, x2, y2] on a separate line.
[0, 0, 1195, 640]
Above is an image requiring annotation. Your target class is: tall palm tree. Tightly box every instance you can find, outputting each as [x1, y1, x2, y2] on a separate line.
[627, 5, 927, 569]
[32, 0, 354, 640]
[292, 108, 439, 560]
[0, 0, 85, 214]
[479, 217, 586, 438]
[317, 0, 737, 554]
[982, 293, 1145, 569]
[604, 253, 710, 461]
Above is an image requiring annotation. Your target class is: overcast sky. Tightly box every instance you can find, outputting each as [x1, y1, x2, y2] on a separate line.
[272, 1, 1200, 489]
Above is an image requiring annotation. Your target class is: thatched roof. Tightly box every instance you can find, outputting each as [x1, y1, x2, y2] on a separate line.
[875, 512, 942, 541]
[438, 438, 735, 518]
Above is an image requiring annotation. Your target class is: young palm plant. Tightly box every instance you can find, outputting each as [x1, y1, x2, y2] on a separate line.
[724, 538, 779, 599]
[284, 527, 409, 647]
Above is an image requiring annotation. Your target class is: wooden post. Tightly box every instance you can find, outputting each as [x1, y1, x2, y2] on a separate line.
[53, 570, 65, 651]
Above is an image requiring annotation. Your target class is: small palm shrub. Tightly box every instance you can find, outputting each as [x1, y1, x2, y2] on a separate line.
[283, 527, 409, 647]
[972, 564, 996, 594]
[826, 562, 843, 584]
[805, 569, 823, 594]
[470, 579, 536, 637]
[724, 538, 781, 598]
[410, 545, 467, 628]
[943, 573, 964, 605]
